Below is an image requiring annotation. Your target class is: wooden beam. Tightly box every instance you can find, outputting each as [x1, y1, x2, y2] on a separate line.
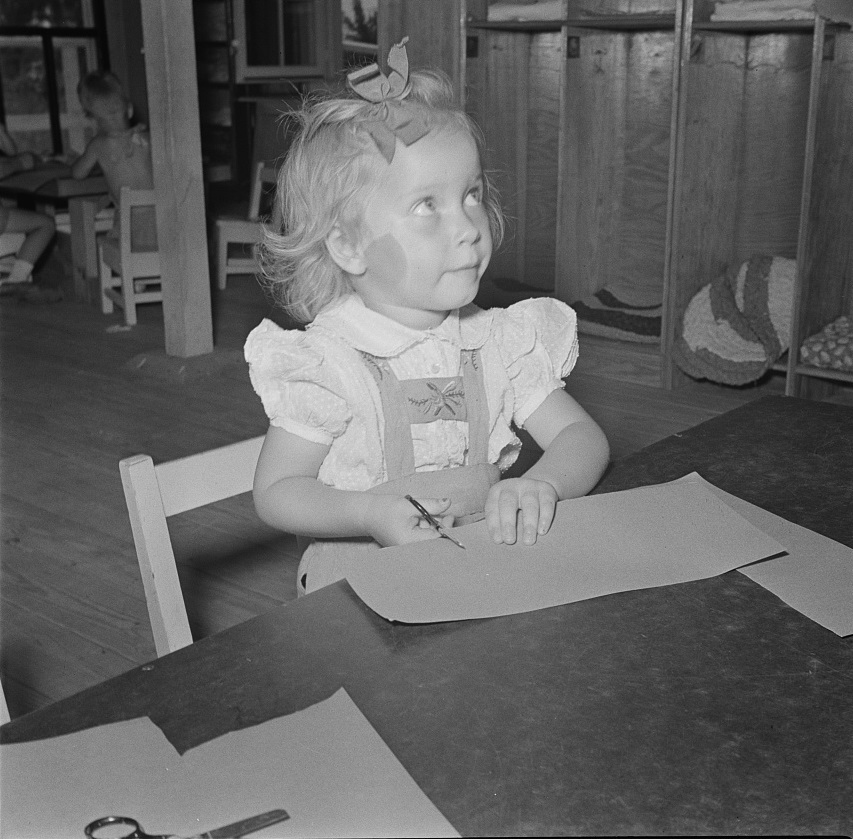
[140, 0, 213, 357]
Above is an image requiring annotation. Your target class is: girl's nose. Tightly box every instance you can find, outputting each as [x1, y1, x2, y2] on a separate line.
[456, 207, 482, 245]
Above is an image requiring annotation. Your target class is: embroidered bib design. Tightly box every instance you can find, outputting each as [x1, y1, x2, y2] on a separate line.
[359, 349, 488, 479]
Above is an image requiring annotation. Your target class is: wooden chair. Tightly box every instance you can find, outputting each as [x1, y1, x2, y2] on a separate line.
[214, 161, 278, 290]
[98, 187, 160, 325]
[119, 435, 265, 657]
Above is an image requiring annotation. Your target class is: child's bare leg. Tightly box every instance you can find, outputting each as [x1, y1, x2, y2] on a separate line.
[0, 152, 36, 180]
[2, 208, 56, 284]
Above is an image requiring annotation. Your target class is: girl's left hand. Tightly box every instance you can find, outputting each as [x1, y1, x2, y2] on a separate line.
[485, 477, 558, 546]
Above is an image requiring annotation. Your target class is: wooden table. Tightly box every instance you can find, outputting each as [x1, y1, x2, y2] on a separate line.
[0, 166, 107, 207]
[0, 166, 109, 300]
[3, 396, 851, 836]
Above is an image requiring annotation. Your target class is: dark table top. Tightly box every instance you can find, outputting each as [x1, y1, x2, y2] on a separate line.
[0, 166, 107, 207]
[3, 396, 852, 836]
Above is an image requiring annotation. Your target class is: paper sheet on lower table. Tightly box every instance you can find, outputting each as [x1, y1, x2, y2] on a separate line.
[0, 688, 459, 839]
[683, 474, 853, 637]
[342, 475, 785, 624]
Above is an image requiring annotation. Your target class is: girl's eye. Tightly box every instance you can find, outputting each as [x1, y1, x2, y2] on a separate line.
[465, 185, 483, 206]
[412, 198, 437, 216]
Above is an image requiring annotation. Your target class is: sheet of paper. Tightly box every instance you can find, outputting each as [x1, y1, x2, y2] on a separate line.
[682, 474, 853, 637]
[1, 688, 459, 839]
[342, 477, 785, 624]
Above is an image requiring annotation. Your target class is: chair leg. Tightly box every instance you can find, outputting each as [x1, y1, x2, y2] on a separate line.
[217, 228, 229, 291]
[98, 248, 114, 314]
[121, 263, 137, 326]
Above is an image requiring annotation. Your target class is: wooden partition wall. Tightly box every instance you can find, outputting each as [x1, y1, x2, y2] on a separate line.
[377, 0, 852, 397]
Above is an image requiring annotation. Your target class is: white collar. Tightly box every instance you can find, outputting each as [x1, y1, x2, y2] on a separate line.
[309, 294, 491, 357]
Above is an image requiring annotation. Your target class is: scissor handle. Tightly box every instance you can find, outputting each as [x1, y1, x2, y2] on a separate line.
[84, 815, 163, 839]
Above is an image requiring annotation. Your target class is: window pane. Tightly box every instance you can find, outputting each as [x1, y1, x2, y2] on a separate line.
[0, 0, 91, 27]
[0, 36, 51, 156]
[243, 0, 317, 69]
[281, 1, 316, 66]
[342, 1, 377, 70]
[245, 0, 281, 67]
[54, 37, 98, 155]
[341, 0, 377, 45]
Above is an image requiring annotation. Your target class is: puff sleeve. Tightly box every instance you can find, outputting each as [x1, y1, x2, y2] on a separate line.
[244, 319, 352, 445]
[492, 298, 579, 426]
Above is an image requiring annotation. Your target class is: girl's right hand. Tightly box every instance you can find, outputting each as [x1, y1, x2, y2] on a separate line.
[363, 495, 454, 548]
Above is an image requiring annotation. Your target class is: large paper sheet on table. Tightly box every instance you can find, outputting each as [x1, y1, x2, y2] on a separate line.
[683, 474, 853, 637]
[342, 476, 785, 623]
[1, 688, 459, 839]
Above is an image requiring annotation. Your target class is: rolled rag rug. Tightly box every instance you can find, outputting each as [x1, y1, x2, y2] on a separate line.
[571, 286, 662, 344]
[800, 315, 853, 373]
[673, 255, 796, 385]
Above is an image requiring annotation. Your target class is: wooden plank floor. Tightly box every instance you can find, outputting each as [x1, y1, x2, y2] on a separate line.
[0, 269, 838, 719]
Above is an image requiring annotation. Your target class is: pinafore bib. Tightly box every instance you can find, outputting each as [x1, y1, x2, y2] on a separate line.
[297, 348, 498, 594]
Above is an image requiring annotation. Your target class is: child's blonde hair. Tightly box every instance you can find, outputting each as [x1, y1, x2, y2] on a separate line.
[258, 69, 504, 324]
[77, 70, 127, 117]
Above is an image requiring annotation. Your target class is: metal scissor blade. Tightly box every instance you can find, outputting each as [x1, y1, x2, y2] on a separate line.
[193, 809, 290, 839]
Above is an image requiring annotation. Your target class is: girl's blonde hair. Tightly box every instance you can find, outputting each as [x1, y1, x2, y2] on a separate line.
[257, 69, 504, 324]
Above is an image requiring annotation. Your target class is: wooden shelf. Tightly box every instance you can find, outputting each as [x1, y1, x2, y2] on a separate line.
[566, 13, 676, 31]
[467, 13, 678, 32]
[467, 18, 564, 32]
[795, 364, 853, 384]
[694, 19, 817, 33]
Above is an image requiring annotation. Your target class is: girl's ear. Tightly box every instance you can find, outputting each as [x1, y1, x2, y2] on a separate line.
[326, 225, 366, 276]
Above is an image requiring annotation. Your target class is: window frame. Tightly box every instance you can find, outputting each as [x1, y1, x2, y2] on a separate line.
[0, 2, 108, 155]
[232, 0, 335, 82]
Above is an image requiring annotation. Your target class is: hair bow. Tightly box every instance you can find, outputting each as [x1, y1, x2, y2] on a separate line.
[347, 37, 429, 163]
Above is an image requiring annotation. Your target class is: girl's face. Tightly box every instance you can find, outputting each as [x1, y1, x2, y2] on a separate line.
[349, 127, 492, 330]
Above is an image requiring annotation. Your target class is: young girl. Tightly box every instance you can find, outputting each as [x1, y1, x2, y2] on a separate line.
[246, 40, 609, 594]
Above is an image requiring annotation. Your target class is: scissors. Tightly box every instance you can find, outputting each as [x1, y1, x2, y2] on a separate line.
[405, 494, 465, 549]
[84, 809, 289, 839]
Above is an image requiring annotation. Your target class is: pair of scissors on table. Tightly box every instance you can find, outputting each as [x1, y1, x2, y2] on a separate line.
[84, 809, 289, 839]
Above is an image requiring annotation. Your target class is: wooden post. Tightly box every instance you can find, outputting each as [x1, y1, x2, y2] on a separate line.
[139, 0, 213, 357]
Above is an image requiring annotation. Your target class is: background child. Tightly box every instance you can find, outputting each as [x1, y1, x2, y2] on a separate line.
[0, 124, 56, 288]
[71, 70, 155, 251]
[245, 41, 609, 594]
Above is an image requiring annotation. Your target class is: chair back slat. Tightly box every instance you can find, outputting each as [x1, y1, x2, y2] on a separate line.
[156, 436, 265, 516]
[119, 435, 266, 657]
[99, 187, 161, 325]
[120, 454, 193, 656]
[247, 161, 265, 221]
[247, 162, 279, 221]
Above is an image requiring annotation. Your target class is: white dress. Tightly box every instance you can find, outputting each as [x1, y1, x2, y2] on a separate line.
[244, 294, 579, 490]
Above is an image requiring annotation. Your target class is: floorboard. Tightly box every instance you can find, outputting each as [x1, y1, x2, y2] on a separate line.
[0, 269, 846, 719]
